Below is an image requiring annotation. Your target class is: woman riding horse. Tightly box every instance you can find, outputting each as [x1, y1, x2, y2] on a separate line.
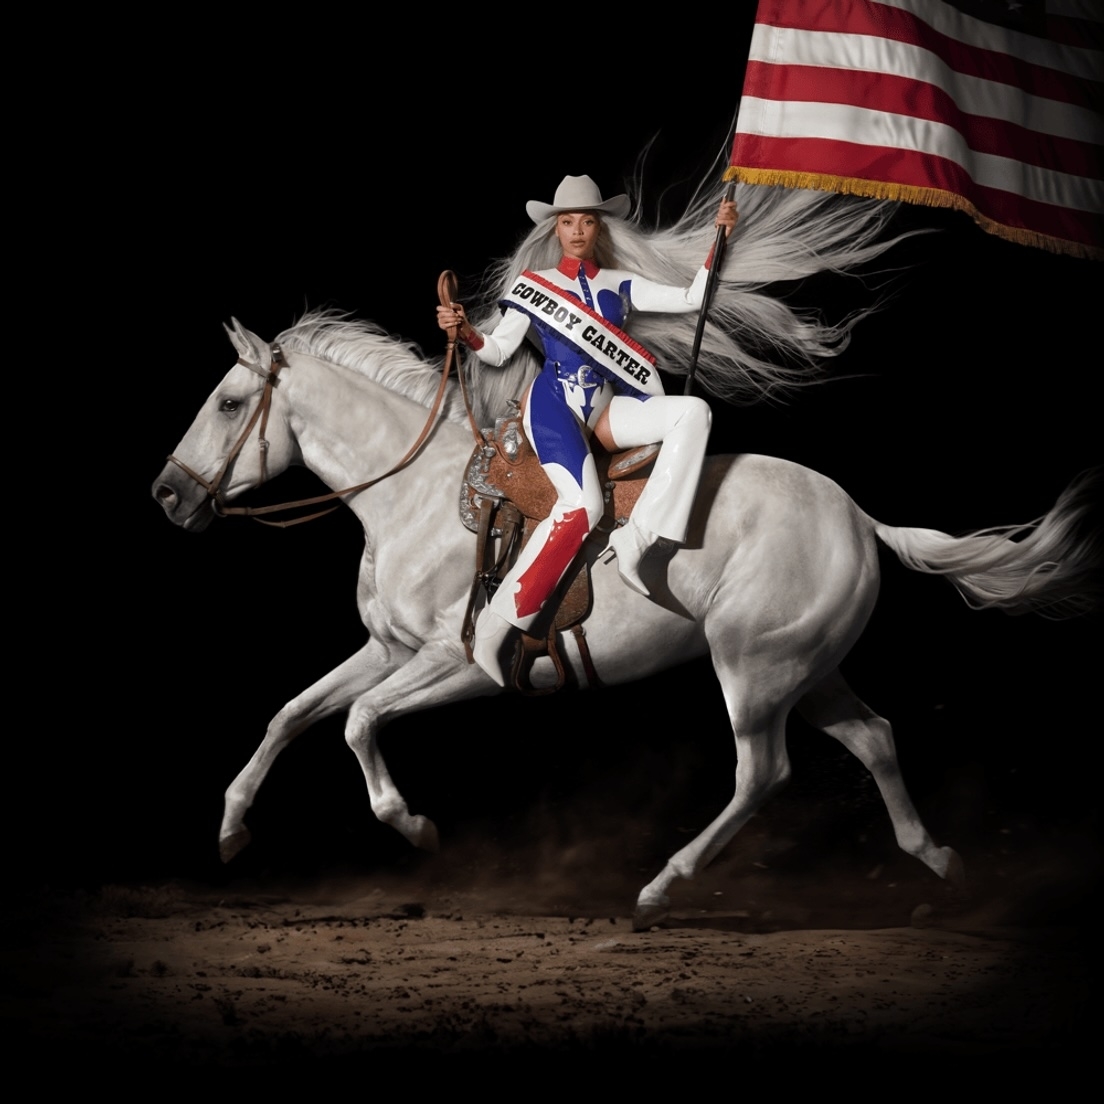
[437, 175, 737, 685]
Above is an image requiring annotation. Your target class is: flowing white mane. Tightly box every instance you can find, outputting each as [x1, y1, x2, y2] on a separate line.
[275, 312, 468, 425]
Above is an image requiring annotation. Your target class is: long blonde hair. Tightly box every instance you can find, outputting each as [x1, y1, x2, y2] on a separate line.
[463, 161, 911, 425]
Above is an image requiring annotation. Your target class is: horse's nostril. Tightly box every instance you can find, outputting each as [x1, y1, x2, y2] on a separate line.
[155, 483, 177, 506]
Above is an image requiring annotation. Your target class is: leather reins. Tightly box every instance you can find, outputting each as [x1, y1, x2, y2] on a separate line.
[166, 275, 483, 529]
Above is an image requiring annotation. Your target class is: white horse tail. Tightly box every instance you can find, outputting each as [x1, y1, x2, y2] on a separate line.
[869, 470, 1102, 619]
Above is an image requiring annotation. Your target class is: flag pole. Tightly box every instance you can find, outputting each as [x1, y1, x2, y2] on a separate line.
[683, 179, 737, 396]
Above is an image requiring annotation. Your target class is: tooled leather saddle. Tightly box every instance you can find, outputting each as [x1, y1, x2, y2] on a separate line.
[459, 407, 657, 695]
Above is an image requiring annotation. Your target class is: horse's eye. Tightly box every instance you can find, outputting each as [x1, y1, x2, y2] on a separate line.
[219, 398, 241, 414]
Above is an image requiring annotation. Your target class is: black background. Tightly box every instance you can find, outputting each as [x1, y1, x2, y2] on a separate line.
[42, 20, 1099, 922]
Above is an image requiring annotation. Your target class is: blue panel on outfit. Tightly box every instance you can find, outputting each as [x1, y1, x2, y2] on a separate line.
[526, 369, 592, 485]
[597, 286, 628, 326]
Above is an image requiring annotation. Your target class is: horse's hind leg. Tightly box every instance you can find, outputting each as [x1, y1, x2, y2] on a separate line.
[796, 668, 964, 886]
[634, 668, 793, 930]
[220, 639, 408, 862]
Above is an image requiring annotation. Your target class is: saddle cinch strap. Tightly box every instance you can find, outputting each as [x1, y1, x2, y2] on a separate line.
[460, 413, 658, 695]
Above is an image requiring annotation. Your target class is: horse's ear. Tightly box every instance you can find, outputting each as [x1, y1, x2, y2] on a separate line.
[223, 317, 268, 364]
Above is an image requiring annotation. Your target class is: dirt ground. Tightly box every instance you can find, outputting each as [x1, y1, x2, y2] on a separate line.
[13, 641, 1099, 1079]
[7, 851, 1094, 1080]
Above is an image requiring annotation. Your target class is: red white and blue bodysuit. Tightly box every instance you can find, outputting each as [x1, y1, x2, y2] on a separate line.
[465, 254, 712, 678]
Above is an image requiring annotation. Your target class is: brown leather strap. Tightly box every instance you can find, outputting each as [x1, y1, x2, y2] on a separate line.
[513, 631, 569, 696]
[437, 270, 486, 448]
[570, 623, 604, 689]
[462, 496, 498, 663]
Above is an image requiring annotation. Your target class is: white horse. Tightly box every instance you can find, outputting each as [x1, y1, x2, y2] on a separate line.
[152, 312, 1098, 929]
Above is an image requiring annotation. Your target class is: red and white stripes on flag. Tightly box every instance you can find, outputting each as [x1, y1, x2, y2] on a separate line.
[728, 0, 1103, 259]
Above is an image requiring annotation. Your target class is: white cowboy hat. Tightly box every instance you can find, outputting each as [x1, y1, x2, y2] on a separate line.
[525, 175, 631, 223]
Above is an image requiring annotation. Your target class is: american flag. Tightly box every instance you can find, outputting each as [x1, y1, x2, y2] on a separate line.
[728, 0, 1103, 258]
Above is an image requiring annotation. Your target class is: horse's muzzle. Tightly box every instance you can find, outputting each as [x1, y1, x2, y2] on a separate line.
[152, 464, 216, 531]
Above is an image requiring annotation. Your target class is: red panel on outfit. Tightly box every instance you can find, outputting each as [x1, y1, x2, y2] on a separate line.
[513, 508, 590, 619]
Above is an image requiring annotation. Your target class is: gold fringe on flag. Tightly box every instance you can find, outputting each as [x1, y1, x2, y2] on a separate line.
[724, 166, 1103, 262]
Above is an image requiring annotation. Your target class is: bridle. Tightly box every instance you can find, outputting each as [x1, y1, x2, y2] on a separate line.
[166, 343, 290, 517]
[165, 278, 482, 528]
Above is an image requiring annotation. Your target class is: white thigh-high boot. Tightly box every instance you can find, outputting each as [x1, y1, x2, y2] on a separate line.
[474, 453, 605, 686]
[604, 395, 711, 595]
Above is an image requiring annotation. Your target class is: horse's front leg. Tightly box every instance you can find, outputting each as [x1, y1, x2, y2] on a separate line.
[220, 637, 411, 861]
[344, 639, 497, 851]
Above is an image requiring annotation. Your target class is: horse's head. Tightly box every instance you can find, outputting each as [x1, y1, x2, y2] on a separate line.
[152, 319, 300, 531]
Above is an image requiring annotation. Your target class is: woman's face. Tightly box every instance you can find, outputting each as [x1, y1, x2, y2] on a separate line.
[555, 211, 601, 260]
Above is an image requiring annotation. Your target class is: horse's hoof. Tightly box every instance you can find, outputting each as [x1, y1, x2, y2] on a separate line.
[219, 827, 252, 863]
[939, 846, 967, 889]
[410, 816, 440, 853]
[632, 896, 671, 932]
[910, 902, 936, 928]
